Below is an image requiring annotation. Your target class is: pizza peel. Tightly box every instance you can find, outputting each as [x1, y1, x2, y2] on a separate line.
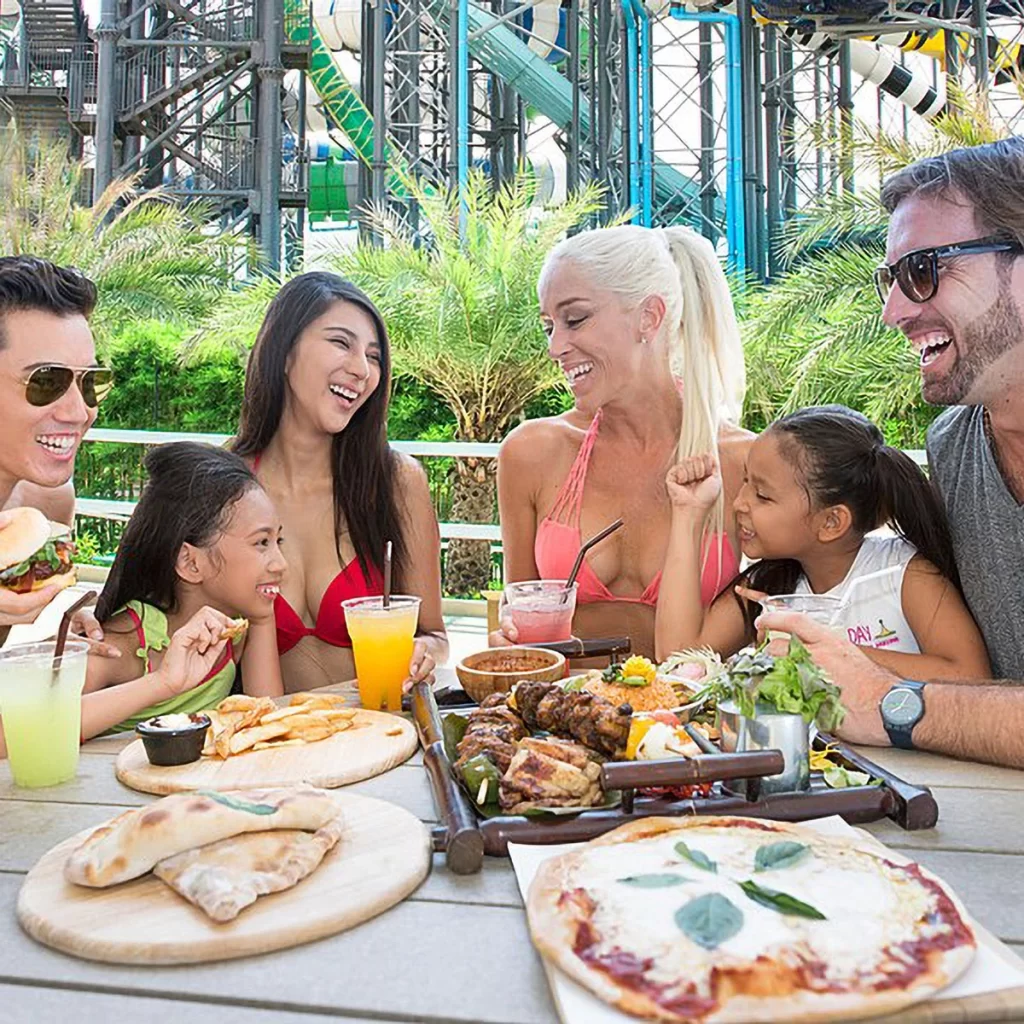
[16, 791, 432, 964]
[115, 708, 417, 795]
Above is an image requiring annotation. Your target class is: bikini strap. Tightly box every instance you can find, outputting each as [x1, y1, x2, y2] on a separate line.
[122, 601, 157, 674]
[546, 410, 603, 529]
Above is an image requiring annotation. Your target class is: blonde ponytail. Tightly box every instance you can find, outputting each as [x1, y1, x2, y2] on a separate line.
[661, 226, 747, 557]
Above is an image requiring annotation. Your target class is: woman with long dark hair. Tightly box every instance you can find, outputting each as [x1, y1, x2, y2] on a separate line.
[655, 405, 991, 680]
[233, 272, 447, 693]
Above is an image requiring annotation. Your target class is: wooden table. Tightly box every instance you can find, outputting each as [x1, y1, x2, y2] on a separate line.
[2, 679, 1024, 1024]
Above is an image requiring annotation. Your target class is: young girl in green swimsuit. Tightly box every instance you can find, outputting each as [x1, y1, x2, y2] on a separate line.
[79, 442, 287, 739]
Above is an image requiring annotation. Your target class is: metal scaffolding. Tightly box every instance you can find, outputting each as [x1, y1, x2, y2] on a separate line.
[1, 0, 1021, 277]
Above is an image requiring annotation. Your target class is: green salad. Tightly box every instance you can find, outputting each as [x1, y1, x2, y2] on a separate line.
[697, 638, 845, 733]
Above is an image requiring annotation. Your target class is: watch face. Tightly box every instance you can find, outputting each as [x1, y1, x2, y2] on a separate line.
[881, 687, 924, 727]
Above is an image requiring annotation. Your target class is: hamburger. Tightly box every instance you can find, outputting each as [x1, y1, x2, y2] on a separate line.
[0, 506, 77, 595]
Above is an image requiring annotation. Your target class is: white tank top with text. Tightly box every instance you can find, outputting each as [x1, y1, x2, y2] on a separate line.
[794, 534, 920, 654]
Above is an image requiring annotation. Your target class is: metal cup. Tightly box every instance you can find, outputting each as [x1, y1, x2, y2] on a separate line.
[717, 698, 810, 795]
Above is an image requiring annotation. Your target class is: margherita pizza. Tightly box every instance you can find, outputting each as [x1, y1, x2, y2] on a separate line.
[527, 817, 975, 1023]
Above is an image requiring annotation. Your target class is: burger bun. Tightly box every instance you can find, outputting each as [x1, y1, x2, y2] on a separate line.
[0, 507, 51, 572]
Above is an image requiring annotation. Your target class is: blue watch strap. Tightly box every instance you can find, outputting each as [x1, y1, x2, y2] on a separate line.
[882, 680, 926, 750]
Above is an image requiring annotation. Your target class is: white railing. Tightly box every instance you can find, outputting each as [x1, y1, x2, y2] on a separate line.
[79, 428, 504, 542]
[77, 428, 928, 540]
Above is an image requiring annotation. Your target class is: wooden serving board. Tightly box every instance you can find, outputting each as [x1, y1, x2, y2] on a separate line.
[115, 710, 417, 795]
[17, 791, 432, 964]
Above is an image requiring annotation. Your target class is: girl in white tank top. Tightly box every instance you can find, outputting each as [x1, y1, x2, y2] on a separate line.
[656, 406, 991, 681]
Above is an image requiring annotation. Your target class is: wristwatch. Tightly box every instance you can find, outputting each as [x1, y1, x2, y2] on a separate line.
[879, 680, 927, 750]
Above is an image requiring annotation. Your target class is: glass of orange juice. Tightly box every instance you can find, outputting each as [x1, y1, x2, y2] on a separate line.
[342, 595, 421, 711]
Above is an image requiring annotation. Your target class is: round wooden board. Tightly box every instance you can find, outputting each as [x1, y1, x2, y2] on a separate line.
[17, 792, 432, 964]
[115, 710, 418, 795]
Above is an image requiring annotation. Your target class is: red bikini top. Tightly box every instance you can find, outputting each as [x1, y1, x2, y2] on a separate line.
[251, 453, 384, 654]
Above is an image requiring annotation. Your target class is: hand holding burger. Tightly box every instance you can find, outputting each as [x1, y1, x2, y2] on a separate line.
[0, 507, 77, 626]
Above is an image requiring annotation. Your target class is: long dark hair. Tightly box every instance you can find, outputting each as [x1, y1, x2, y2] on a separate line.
[739, 405, 961, 630]
[96, 443, 259, 622]
[231, 273, 404, 583]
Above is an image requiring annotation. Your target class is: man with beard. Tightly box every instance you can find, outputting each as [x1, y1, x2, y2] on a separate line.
[0, 256, 111, 629]
[751, 140, 1024, 769]
[877, 138, 1024, 681]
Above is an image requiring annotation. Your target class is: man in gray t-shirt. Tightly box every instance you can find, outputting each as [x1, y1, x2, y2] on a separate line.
[876, 139, 1024, 680]
[752, 140, 1024, 769]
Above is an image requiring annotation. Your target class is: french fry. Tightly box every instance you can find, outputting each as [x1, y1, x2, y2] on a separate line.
[289, 693, 348, 710]
[259, 705, 312, 724]
[252, 738, 307, 751]
[217, 695, 261, 714]
[286, 722, 334, 743]
[229, 721, 292, 755]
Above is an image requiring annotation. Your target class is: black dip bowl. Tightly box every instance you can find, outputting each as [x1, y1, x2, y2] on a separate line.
[136, 713, 211, 766]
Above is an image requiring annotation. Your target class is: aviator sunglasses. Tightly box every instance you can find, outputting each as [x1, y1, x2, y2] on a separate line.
[19, 365, 114, 408]
[874, 235, 1024, 305]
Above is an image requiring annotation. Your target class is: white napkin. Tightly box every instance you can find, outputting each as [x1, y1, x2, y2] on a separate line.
[3, 583, 96, 648]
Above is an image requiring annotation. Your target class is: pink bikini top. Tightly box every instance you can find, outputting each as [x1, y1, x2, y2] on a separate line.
[534, 410, 739, 607]
[251, 453, 384, 654]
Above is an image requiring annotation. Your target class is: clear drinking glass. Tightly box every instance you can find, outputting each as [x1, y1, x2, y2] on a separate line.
[760, 593, 842, 641]
[342, 596, 421, 711]
[0, 639, 88, 788]
[500, 580, 577, 644]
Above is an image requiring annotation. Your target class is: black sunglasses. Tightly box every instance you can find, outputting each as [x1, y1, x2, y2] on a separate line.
[874, 236, 1024, 305]
[19, 365, 114, 408]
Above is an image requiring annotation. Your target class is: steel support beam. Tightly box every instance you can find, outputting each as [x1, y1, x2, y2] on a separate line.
[93, 0, 120, 203]
[256, 0, 284, 272]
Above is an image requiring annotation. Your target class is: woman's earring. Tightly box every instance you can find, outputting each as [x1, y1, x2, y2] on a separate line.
[640, 336, 649, 345]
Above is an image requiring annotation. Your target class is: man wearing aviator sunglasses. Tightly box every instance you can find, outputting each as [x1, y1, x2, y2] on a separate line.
[0, 256, 113, 630]
[758, 139, 1024, 771]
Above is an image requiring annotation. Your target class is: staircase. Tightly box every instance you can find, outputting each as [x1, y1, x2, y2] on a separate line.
[0, 0, 88, 140]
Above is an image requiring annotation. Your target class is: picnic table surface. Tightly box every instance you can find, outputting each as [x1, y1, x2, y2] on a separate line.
[2, 668, 1024, 1024]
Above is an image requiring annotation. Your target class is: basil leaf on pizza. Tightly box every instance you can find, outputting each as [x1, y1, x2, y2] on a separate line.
[674, 841, 717, 873]
[674, 893, 744, 950]
[739, 878, 826, 919]
[754, 840, 809, 872]
[617, 873, 691, 888]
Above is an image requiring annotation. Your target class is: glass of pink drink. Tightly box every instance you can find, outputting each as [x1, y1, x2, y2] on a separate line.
[501, 580, 577, 643]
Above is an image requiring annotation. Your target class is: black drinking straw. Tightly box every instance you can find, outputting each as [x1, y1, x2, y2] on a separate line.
[561, 518, 625, 602]
[383, 541, 393, 609]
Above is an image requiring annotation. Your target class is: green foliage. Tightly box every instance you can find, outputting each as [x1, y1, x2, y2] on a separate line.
[335, 170, 606, 442]
[0, 133, 238, 348]
[742, 89, 1012, 448]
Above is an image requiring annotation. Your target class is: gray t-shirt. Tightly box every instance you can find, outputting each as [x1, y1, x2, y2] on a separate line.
[927, 405, 1024, 680]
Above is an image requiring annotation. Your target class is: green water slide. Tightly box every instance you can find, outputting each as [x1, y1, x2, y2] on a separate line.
[287, 0, 707, 221]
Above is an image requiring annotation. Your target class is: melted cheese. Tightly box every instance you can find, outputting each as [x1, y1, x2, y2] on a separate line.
[571, 825, 938, 988]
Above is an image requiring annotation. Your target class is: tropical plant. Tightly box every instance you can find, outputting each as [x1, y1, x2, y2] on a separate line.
[189, 170, 604, 595]
[742, 88, 1013, 448]
[0, 131, 236, 347]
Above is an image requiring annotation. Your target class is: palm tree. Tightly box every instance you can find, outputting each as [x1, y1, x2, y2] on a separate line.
[0, 132, 235, 345]
[190, 171, 603, 596]
[340, 171, 603, 594]
[742, 89, 1013, 447]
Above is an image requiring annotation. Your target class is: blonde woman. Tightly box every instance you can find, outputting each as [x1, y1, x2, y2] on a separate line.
[496, 224, 751, 660]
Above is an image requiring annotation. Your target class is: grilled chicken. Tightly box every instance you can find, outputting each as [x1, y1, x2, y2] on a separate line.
[499, 736, 604, 814]
[513, 681, 631, 758]
[455, 697, 529, 774]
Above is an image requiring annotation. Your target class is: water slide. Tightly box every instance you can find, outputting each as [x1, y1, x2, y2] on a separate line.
[289, 0, 1019, 225]
[286, 0, 711, 225]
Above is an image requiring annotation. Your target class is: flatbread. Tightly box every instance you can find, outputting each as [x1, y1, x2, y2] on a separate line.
[527, 816, 976, 1024]
[153, 817, 345, 922]
[65, 787, 339, 888]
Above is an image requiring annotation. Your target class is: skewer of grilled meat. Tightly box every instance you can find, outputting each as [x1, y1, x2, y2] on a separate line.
[513, 681, 631, 758]
[499, 736, 604, 814]
[455, 694, 529, 773]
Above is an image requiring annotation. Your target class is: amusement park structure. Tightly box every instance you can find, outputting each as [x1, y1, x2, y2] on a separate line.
[1, 0, 1022, 278]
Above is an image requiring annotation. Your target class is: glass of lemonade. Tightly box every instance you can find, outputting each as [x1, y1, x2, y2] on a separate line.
[0, 639, 88, 788]
[500, 580, 577, 644]
[342, 595, 421, 711]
